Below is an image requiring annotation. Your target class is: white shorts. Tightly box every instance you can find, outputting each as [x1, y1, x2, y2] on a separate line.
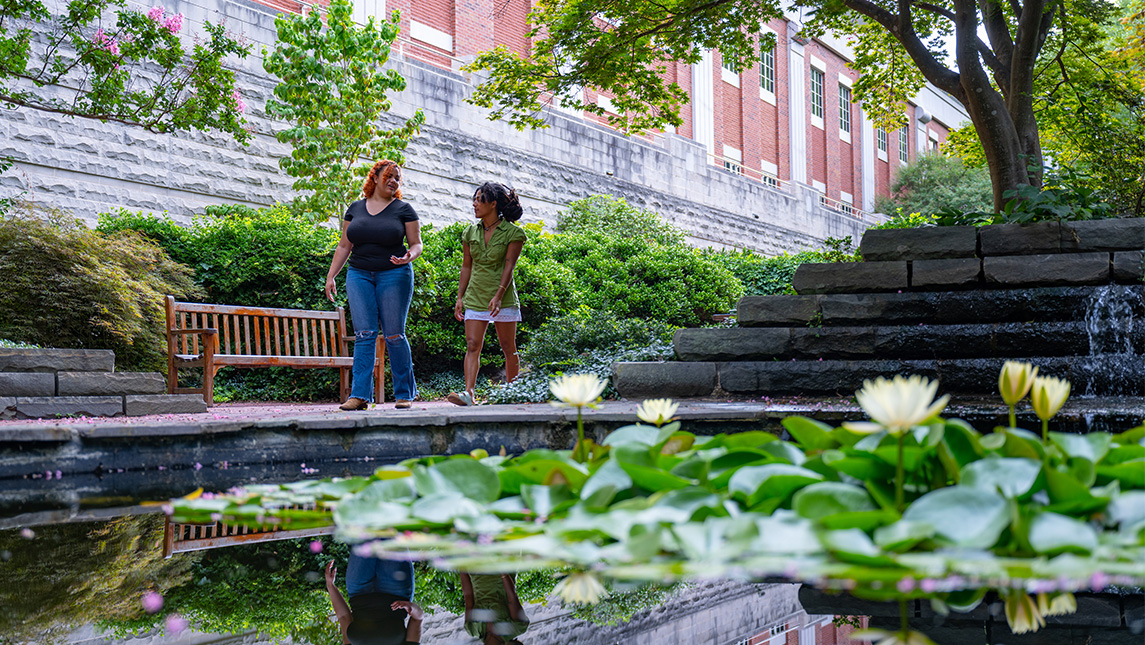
[464, 307, 523, 322]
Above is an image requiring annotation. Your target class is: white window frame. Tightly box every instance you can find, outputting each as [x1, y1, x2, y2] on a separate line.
[809, 62, 825, 129]
[721, 54, 741, 86]
[722, 144, 743, 174]
[838, 83, 852, 142]
[877, 127, 888, 161]
[410, 20, 453, 52]
[761, 159, 779, 188]
[351, 0, 385, 25]
[759, 27, 777, 105]
[899, 123, 910, 164]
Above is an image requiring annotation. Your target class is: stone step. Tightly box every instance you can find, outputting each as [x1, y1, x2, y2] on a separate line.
[738, 285, 1144, 327]
[613, 354, 1145, 399]
[859, 219, 1145, 261]
[57, 372, 165, 396]
[0, 348, 115, 373]
[673, 321, 1144, 362]
[0, 371, 166, 397]
[1, 394, 206, 420]
[791, 251, 1139, 295]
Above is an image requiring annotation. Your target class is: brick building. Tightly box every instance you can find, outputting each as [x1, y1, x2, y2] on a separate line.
[338, 0, 966, 213]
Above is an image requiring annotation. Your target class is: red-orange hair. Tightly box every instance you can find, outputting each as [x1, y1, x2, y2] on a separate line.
[362, 160, 403, 199]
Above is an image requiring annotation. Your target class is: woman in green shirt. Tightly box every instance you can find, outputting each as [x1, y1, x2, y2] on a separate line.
[448, 182, 527, 406]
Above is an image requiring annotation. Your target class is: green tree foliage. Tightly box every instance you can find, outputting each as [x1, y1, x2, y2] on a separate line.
[0, 0, 251, 141]
[945, 0, 1145, 216]
[0, 516, 196, 645]
[462, 0, 1116, 210]
[708, 237, 861, 297]
[556, 195, 686, 245]
[263, 0, 426, 221]
[0, 207, 200, 371]
[873, 153, 994, 217]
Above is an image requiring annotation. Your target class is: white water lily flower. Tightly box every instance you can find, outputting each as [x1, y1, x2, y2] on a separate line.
[553, 571, 610, 604]
[998, 361, 1039, 406]
[1030, 375, 1070, 422]
[843, 375, 950, 436]
[1004, 590, 1046, 634]
[1037, 591, 1077, 617]
[549, 373, 607, 409]
[636, 398, 678, 426]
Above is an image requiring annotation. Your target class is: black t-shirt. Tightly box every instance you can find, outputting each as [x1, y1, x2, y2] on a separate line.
[346, 592, 418, 645]
[344, 199, 419, 272]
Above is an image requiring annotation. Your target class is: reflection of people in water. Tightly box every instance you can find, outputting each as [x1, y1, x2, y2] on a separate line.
[461, 573, 529, 644]
[326, 554, 423, 645]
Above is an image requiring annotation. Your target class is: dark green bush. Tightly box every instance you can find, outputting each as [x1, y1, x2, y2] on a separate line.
[521, 307, 675, 369]
[555, 194, 686, 245]
[0, 209, 201, 371]
[707, 236, 860, 297]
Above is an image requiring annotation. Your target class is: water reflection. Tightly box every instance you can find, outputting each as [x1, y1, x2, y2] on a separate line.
[2, 509, 1142, 644]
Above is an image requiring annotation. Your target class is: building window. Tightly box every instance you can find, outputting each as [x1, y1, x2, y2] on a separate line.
[724, 160, 743, 174]
[838, 84, 852, 133]
[810, 68, 824, 119]
[877, 127, 888, 152]
[760, 45, 775, 94]
[899, 123, 909, 162]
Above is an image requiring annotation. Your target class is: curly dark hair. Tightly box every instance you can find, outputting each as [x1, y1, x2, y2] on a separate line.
[474, 181, 523, 222]
[362, 160, 403, 200]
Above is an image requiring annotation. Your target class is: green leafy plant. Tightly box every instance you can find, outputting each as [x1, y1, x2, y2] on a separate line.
[0, 207, 201, 370]
[708, 237, 860, 297]
[870, 211, 940, 230]
[263, 0, 425, 221]
[872, 153, 993, 218]
[555, 195, 686, 245]
[174, 367, 1145, 641]
[0, 0, 251, 141]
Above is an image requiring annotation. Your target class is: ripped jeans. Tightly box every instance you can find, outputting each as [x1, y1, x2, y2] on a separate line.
[345, 264, 417, 402]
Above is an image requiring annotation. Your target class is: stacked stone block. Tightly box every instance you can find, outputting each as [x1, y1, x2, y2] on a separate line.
[615, 220, 1145, 398]
[0, 349, 206, 419]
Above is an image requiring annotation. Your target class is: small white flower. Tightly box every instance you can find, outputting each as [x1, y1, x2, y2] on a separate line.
[998, 361, 1038, 406]
[636, 398, 678, 426]
[843, 374, 949, 436]
[1030, 375, 1070, 422]
[549, 373, 607, 409]
[553, 571, 610, 604]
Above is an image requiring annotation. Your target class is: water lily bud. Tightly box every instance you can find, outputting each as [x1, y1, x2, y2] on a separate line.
[1030, 376, 1070, 422]
[635, 398, 678, 426]
[549, 373, 607, 409]
[842, 374, 949, 436]
[998, 361, 1038, 406]
[1004, 591, 1045, 634]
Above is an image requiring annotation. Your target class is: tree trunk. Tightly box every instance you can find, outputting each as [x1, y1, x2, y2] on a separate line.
[960, 76, 1042, 211]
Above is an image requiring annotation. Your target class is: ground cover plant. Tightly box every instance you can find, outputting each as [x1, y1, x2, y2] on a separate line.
[173, 364, 1145, 643]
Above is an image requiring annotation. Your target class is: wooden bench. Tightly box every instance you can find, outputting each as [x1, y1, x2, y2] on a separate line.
[165, 296, 385, 405]
[162, 513, 334, 558]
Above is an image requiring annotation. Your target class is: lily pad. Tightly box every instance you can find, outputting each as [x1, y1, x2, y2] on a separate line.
[793, 482, 876, 520]
[729, 464, 824, 507]
[580, 459, 634, 508]
[874, 520, 936, 552]
[1027, 512, 1098, 555]
[960, 458, 1043, 498]
[901, 486, 1009, 548]
[413, 459, 501, 504]
[781, 416, 836, 451]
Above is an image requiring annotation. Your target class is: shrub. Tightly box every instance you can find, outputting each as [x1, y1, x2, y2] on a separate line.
[873, 152, 993, 217]
[0, 208, 201, 371]
[521, 307, 675, 369]
[707, 236, 860, 297]
[555, 194, 686, 245]
[870, 211, 940, 229]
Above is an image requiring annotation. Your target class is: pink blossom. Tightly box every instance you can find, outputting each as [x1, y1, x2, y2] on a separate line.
[309, 540, 323, 553]
[165, 614, 189, 635]
[896, 577, 915, 593]
[147, 5, 165, 21]
[141, 591, 164, 614]
[163, 13, 184, 34]
[20, 528, 34, 539]
[231, 90, 246, 114]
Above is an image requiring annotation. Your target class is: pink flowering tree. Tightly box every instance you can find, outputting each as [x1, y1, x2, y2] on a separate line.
[0, 0, 252, 143]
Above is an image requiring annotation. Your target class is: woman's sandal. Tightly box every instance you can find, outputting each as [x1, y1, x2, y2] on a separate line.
[446, 391, 474, 406]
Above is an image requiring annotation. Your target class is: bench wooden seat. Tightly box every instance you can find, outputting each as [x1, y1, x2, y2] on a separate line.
[165, 296, 385, 405]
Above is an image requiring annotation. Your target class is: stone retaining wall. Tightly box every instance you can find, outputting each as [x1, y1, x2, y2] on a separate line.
[0, 0, 876, 254]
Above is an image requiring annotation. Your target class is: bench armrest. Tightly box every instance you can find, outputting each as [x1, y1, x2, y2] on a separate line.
[170, 328, 218, 336]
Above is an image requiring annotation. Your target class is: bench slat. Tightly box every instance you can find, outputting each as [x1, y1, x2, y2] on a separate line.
[175, 354, 353, 368]
[170, 301, 342, 320]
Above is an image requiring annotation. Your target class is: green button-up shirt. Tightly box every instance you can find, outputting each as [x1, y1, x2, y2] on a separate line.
[461, 221, 528, 310]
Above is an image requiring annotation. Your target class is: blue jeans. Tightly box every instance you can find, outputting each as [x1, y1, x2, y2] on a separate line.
[345, 265, 417, 402]
[346, 552, 415, 600]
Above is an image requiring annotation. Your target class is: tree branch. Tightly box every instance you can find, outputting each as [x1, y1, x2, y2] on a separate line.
[977, 0, 1014, 74]
[842, 0, 964, 98]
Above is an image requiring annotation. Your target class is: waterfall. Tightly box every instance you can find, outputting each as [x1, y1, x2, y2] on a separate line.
[1084, 285, 1144, 396]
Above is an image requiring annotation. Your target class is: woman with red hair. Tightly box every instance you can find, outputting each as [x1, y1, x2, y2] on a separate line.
[325, 160, 421, 410]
